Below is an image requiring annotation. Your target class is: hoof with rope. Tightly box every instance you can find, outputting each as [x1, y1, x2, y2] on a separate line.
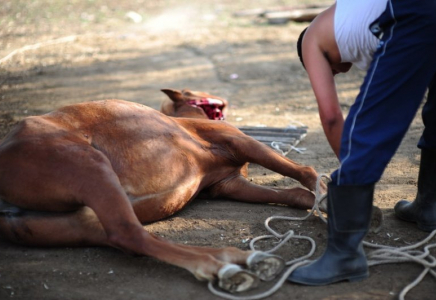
[246, 251, 285, 281]
[217, 264, 259, 293]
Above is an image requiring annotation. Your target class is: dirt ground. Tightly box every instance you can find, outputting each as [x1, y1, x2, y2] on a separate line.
[0, 1, 435, 299]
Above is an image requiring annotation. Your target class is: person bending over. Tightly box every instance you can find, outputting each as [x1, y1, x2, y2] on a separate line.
[288, 0, 436, 286]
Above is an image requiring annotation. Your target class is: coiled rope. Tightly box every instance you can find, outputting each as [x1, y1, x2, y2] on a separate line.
[208, 174, 436, 300]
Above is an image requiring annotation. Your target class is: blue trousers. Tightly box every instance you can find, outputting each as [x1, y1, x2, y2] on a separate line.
[332, 0, 436, 185]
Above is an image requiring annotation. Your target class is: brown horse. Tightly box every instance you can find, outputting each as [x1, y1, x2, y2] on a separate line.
[0, 89, 325, 292]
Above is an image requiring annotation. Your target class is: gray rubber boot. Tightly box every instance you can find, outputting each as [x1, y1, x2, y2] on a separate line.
[287, 183, 374, 285]
[394, 148, 436, 232]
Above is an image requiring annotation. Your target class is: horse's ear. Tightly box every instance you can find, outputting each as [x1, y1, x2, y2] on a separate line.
[161, 89, 184, 103]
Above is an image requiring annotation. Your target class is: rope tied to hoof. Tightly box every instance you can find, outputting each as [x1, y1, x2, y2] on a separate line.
[208, 174, 436, 300]
[207, 175, 327, 299]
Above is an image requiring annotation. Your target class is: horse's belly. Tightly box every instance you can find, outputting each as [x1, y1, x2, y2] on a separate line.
[127, 176, 202, 223]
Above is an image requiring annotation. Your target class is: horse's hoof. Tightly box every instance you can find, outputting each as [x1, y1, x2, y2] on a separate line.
[370, 205, 384, 233]
[318, 194, 328, 213]
[246, 251, 285, 281]
[217, 264, 259, 293]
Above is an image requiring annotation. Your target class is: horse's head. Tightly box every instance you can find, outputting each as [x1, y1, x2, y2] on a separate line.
[160, 88, 228, 120]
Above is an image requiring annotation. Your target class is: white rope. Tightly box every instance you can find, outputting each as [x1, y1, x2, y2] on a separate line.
[271, 141, 307, 155]
[207, 175, 328, 299]
[365, 231, 436, 300]
[208, 174, 436, 300]
[207, 260, 310, 300]
[270, 121, 308, 156]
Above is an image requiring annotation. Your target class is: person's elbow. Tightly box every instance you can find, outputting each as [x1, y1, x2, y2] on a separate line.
[320, 111, 343, 132]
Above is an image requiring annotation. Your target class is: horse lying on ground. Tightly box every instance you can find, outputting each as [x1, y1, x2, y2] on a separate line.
[0, 88, 325, 293]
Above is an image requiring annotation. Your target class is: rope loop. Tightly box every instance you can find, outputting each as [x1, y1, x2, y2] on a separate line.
[208, 174, 436, 300]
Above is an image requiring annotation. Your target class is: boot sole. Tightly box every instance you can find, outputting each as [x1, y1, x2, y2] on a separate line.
[288, 271, 369, 286]
[417, 222, 436, 232]
[396, 213, 436, 232]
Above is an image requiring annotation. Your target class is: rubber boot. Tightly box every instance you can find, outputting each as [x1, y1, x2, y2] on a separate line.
[287, 183, 374, 285]
[394, 148, 436, 232]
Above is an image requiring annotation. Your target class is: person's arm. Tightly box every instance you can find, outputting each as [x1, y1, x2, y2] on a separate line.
[305, 46, 343, 158]
[302, 10, 344, 158]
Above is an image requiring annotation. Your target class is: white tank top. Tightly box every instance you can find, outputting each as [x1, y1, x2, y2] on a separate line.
[334, 0, 388, 70]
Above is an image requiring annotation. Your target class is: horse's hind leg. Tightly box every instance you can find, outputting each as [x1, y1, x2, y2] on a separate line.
[0, 206, 107, 247]
[150, 233, 285, 281]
